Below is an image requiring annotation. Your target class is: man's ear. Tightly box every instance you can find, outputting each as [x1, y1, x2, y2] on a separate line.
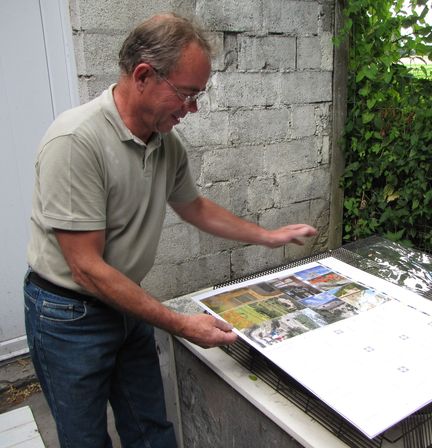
[133, 63, 153, 90]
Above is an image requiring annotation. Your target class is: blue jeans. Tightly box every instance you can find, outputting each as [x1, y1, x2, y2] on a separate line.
[24, 272, 176, 448]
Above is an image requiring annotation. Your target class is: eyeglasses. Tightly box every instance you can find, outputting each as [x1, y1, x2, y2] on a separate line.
[151, 66, 206, 105]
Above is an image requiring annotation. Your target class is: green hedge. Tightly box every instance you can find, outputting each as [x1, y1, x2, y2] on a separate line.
[338, 0, 432, 251]
[405, 63, 432, 78]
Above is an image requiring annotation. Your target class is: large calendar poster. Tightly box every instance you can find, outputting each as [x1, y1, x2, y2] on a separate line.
[194, 257, 432, 439]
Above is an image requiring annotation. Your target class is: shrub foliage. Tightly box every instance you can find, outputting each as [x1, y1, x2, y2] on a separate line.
[338, 0, 432, 250]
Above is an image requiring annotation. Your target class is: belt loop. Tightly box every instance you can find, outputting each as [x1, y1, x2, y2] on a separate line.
[24, 267, 32, 285]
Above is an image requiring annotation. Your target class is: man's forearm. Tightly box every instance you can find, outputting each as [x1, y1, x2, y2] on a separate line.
[171, 196, 318, 248]
[72, 259, 186, 333]
[172, 196, 269, 243]
[68, 258, 237, 347]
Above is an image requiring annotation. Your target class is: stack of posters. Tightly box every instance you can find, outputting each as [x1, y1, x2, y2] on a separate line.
[193, 257, 432, 439]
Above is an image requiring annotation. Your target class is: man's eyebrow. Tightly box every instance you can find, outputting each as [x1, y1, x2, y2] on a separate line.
[176, 84, 202, 93]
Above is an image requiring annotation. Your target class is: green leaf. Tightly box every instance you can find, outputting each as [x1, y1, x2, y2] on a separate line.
[359, 85, 371, 96]
[362, 112, 375, 124]
[383, 71, 393, 83]
[366, 98, 377, 109]
[384, 229, 405, 242]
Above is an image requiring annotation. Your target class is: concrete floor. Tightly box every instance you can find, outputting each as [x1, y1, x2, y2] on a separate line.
[0, 356, 121, 447]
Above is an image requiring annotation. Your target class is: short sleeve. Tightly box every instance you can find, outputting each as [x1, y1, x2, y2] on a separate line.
[37, 134, 107, 230]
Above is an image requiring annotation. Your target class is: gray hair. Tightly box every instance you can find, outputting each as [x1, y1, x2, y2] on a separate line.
[118, 13, 212, 76]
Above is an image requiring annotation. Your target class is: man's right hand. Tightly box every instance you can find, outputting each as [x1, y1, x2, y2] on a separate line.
[177, 313, 238, 348]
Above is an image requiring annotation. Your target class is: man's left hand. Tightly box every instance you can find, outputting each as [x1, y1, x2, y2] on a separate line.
[262, 224, 318, 248]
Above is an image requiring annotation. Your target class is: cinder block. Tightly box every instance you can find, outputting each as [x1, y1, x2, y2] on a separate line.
[230, 245, 286, 279]
[284, 233, 322, 262]
[197, 224, 251, 255]
[263, 1, 319, 35]
[278, 167, 330, 206]
[320, 135, 331, 165]
[77, 77, 90, 104]
[206, 32, 225, 71]
[142, 252, 231, 300]
[310, 198, 331, 246]
[256, 199, 329, 259]
[320, 32, 334, 71]
[80, 32, 124, 76]
[264, 137, 323, 175]
[290, 105, 316, 138]
[72, 32, 86, 76]
[212, 72, 279, 108]
[177, 111, 229, 147]
[196, 0, 262, 32]
[154, 223, 201, 264]
[82, 74, 118, 100]
[238, 36, 296, 71]
[280, 72, 333, 104]
[76, 0, 197, 32]
[283, 199, 330, 259]
[258, 203, 308, 230]
[297, 34, 334, 71]
[183, 150, 203, 184]
[164, 206, 183, 227]
[229, 108, 291, 145]
[247, 176, 278, 212]
[315, 103, 332, 135]
[69, 0, 81, 30]
[224, 33, 239, 71]
[297, 37, 322, 70]
[319, 1, 335, 33]
[200, 179, 249, 216]
[201, 145, 265, 182]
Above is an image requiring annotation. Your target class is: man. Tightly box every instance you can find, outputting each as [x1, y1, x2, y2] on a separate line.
[24, 13, 317, 448]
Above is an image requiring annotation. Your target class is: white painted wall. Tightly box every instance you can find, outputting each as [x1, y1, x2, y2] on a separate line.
[0, 0, 78, 360]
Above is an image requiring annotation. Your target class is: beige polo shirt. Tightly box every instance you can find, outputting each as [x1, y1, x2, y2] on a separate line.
[27, 84, 198, 293]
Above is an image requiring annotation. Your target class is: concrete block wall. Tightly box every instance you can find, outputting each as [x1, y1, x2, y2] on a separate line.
[68, 0, 336, 300]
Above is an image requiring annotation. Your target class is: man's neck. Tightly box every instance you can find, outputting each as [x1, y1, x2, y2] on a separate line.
[112, 81, 153, 143]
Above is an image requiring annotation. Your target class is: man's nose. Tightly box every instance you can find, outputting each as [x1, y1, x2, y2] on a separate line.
[183, 100, 198, 114]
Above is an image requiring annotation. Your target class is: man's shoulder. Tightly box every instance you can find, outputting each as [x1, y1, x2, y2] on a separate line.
[54, 98, 102, 134]
[41, 92, 107, 146]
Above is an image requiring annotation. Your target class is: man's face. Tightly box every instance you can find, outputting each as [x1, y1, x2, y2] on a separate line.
[143, 42, 211, 134]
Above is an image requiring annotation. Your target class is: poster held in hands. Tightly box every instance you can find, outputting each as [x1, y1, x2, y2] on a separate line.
[193, 257, 432, 439]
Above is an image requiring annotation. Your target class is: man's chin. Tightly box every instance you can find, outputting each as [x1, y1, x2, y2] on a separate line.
[157, 121, 178, 134]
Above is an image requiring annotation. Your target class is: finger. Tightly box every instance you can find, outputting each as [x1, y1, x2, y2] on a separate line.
[222, 331, 238, 344]
[213, 317, 234, 332]
[213, 330, 238, 347]
[305, 226, 318, 235]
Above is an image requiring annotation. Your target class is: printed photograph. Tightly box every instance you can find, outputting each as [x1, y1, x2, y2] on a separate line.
[331, 286, 390, 311]
[269, 275, 320, 301]
[306, 272, 352, 291]
[218, 296, 300, 331]
[201, 282, 283, 314]
[299, 291, 359, 324]
[293, 265, 332, 281]
[244, 308, 328, 348]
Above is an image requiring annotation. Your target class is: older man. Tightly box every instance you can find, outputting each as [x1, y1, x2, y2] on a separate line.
[24, 13, 317, 447]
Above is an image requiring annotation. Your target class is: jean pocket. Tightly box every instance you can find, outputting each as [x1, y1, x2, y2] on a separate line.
[24, 290, 36, 311]
[41, 299, 87, 322]
[24, 292, 37, 351]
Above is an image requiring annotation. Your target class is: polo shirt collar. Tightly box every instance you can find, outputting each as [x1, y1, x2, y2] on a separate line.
[101, 84, 161, 150]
